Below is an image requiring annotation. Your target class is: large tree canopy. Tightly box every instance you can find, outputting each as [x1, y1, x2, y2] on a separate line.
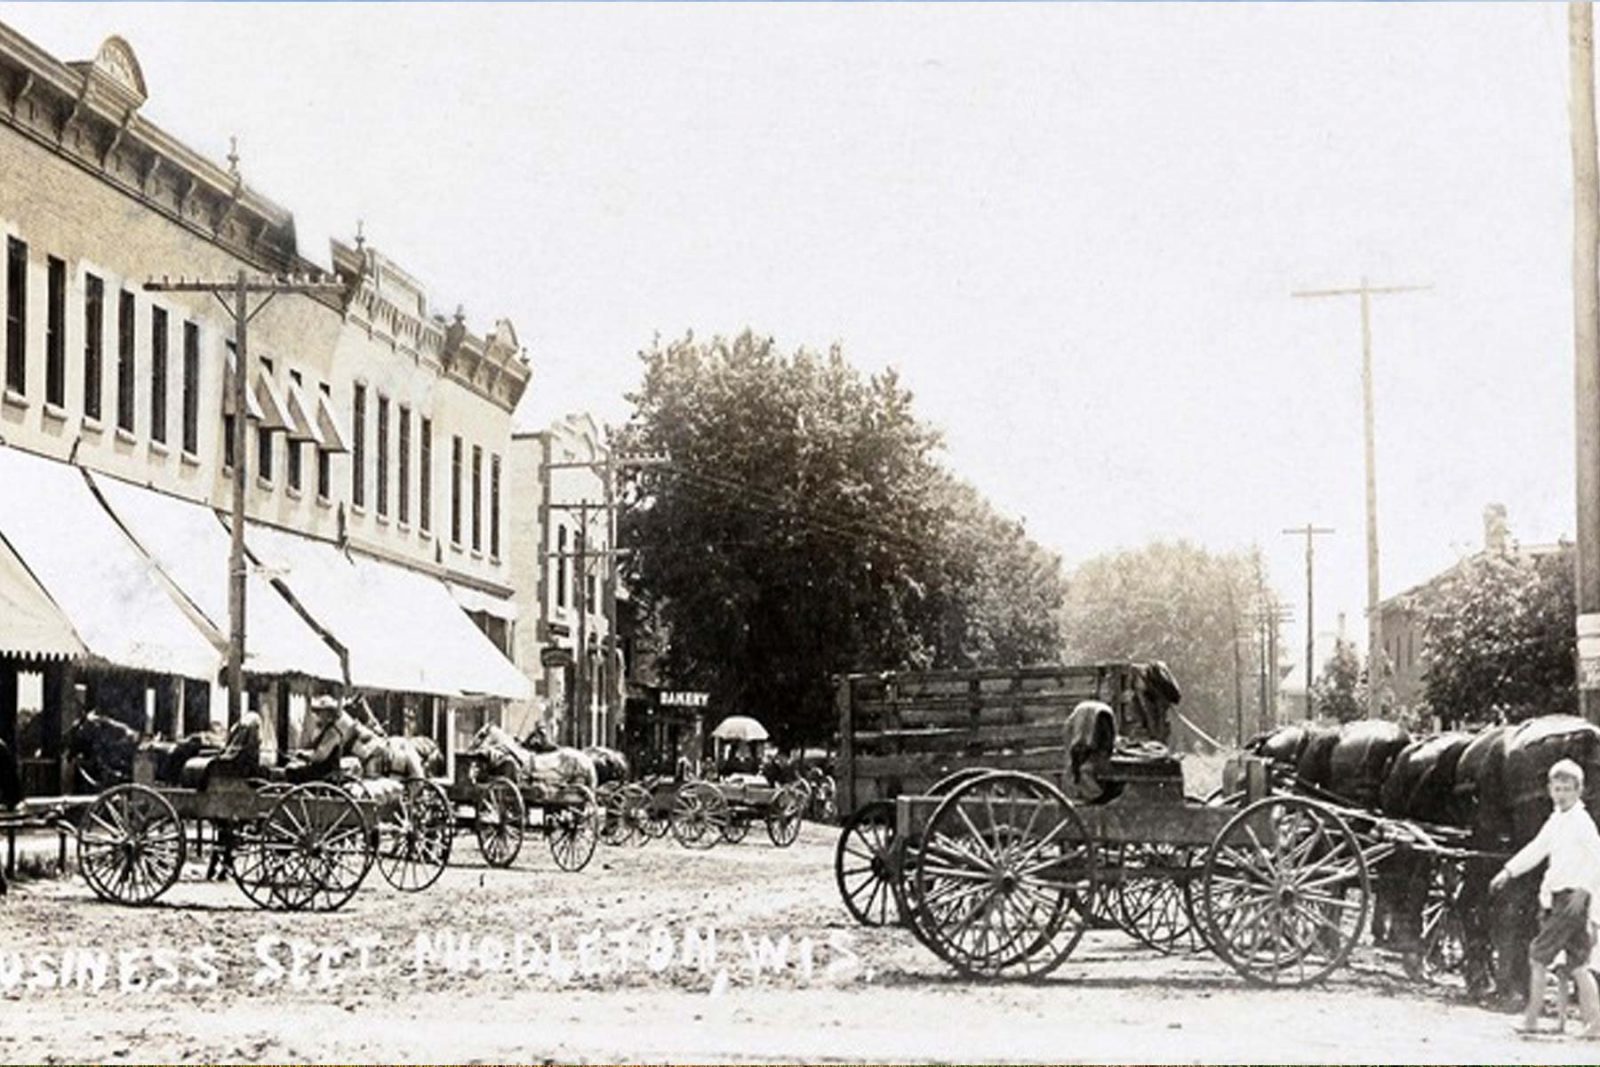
[616, 330, 1066, 747]
[1419, 546, 1575, 726]
[1058, 541, 1275, 750]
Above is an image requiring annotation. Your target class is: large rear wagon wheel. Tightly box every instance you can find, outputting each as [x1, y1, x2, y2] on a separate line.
[376, 780, 454, 892]
[258, 782, 373, 911]
[547, 786, 600, 872]
[78, 784, 187, 906]
[474, 776, 526, 867]
[1199, 796, 1370, 987]
[910, 771, 1099, 979]
[835, 800, 900, 926]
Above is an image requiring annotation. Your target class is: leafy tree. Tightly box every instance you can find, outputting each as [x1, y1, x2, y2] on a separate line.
[1312, 638, 1364, 723]
[1058, 541, 1277, 749]
[615, 330, 1065, 747]
[1419, 545, 1576, 726]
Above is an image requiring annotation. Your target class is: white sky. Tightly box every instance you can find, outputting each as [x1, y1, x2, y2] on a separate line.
[3, 3, 1582, 669]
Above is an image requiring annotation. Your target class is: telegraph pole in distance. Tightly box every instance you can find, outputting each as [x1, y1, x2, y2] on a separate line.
[145, 270, 343, 726]
[1293, 279, 1429, 716]
[1283, 524, 1334, 720]
[1572, 1, 1600, 724]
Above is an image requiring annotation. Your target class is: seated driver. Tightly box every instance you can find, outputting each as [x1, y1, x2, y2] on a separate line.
[287, 695, 364, 783]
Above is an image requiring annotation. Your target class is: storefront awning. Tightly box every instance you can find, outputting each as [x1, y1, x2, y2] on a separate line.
[447, 580, 519, 622]
[90, 473, 343, 682]
[0, 445, 220, 679]
[0, 531, 85, 661]
[243, 523, 531, 700]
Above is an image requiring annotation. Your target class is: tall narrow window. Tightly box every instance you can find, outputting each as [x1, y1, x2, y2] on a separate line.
[490, 453, 501, 560]
[116, 290, 135, 432]
[316, 383, 332, 499]
[450, 435, 463, 544]
[4, 237, 24, 395]
[376, 396, 390, 517]
[44, 256, 64, 407]
[351, 383, 366, 507]
[398, 406, 411, 525]
[471, 445, 482, 552]
[420, 418, 433, 533]
[149, 306, 168, 443]
[556, 527, 568, 609]
[223, 413, 236, 469]
[287, 370, 303, 492]
[257, 424, 273, 483]
[83, 274, 104, 420]
[181, 322, 199, 454]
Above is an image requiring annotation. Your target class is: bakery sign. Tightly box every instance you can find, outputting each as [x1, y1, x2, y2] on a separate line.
[659, 691, 709, 708]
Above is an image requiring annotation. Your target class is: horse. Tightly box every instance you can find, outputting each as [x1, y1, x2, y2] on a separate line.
[468, 724, 597, 790]
[584, 745, 629, 787]
[65, 710, 141, 790]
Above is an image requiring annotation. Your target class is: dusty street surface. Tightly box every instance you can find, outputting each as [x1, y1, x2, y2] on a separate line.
[0, 820, 1588, 1064]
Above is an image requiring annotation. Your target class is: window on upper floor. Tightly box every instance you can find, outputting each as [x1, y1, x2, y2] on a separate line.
[556, 526, 568, 609]
[5, 237, 26, 396]
[181, 322, 199, 455]
[419, 417, 433, 532]
[398, 406, 411, 525]
[44, 256, 64, 408]
[149, 306, 168, 444]
[116, 290, 135, 433]
[351, 383, 367, 507]
[471, 444, 482, 552]
[490, 452, 501, 560]
[83, 274, 104, 421]
[451, 434, 464, 545]
[376, 395, 390, 517]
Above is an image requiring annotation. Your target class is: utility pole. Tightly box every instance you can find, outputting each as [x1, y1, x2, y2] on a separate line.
[1294, 279, 1429, 716]
[1571, 0, 1600, 724]
[574, 500, 590, 748]
[145, 270, 343, 725]
[1283, 524, 1335, 720]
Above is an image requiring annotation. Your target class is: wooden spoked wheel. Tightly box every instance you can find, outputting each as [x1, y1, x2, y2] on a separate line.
[78, 784, 187, 906]
[720, 814, 751, 844]
[765, 783, 806, 848]
[547, 786, 599, 872]
[474, 776, 526, 867]
[375, 780, 454, 892]
[621, 783, 657, 846]
[1414, 858, 1467, 985]
[909, 771, 1099, 979]
[598, 783, 635, 847]
[1199, 796, 1370, 987]
[252, 782, 373, 911]
[671, 782, 729, 850]
[1115, 843, 1198, 954]
[835, 800, 901, 927]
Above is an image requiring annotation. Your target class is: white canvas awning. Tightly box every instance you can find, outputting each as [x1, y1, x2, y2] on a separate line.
[447, 580, 519, 622]
[243, 523, 531, 699]
[90, 473, 343, 682]
[315, 390, 350, 454]
[0, 445, 220, 678]
[283, 382, 325, 446]
[0, 530, 85, 661]
[253, 372, 292, 433]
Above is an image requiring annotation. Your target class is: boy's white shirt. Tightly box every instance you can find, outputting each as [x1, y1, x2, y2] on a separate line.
[1506, 803, 1600, 925]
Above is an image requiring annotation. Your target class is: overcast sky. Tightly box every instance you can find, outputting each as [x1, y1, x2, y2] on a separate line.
[3, 3, 1582, 672]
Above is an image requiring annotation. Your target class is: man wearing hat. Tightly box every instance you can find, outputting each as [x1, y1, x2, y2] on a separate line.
[1492, 758, 1600, 1036]
[287, 694, 361, 784]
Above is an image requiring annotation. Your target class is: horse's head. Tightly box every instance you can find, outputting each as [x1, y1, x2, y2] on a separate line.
[1128, 661, 1180, 744]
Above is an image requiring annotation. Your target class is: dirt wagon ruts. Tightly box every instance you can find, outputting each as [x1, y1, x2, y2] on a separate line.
[76, 752, 453, 910]
[443, 751, 601, 872]
[831, 663, 1481, 986]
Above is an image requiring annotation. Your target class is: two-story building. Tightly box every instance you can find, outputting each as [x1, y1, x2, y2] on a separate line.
[0, 27, 530, 790]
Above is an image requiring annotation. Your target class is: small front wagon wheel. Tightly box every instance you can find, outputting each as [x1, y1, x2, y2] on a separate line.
[1200, 795, 1370, 987]
[547, 786, 599, 872]
[765, 783, 806, 848]
[376, 780, 454, 892]
[78, 784, 187, 905]
[835, 800, 900, 927]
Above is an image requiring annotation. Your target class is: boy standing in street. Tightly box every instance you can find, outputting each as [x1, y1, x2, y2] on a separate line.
[1490, 758, 1600, 1036]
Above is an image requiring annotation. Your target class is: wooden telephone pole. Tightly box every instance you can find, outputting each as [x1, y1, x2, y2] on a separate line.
[1571, 1, 1600, 724]
[1293, 280, 1429, 716]
[143, 270, 343, 725]
[1283, 524, 1334, 720]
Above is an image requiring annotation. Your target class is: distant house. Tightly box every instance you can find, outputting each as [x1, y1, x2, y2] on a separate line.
[1374, 504, 1563, 722]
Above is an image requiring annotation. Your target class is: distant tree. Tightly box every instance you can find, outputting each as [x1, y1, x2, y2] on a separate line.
[1312, 638, 1364, 723]
[616, 330, 1065, 748]
[1419, 546, 1576, 726]
[1058, 541, 1275, 749]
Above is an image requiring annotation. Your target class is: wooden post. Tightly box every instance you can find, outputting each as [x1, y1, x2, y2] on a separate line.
[1573, 0, 1600, 724]
[836, 675, 854, 815]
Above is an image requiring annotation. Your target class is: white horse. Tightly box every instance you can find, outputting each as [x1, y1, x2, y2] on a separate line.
[468, 724, 597, 790]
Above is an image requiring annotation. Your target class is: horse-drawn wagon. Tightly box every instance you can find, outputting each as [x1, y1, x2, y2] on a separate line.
[831, 662, 1491, 987]
[443, 725, 602, 872]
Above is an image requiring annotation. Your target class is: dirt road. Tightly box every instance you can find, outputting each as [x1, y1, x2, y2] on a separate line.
[0, 821, 1590, 1064]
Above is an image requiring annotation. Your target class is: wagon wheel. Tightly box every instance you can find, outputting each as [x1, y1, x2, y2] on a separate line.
[547, 785, 600, 872]
[1116, 843, 1199, 954]
[255, 782, 373, 911]
[720, 814, 751, 844]
[78, 784, 187, 906]
[910, 771, 1099, 979]
[811, 776, 839, 823]
[620, 783, 655, 846]
[1411, 858, 1467, 985]
[835, 800, 901, 926]
[474, 776, 526, 867]
[889, 768, 996, 946]
[375, 780, 454, 892]
[599, 783, 637, 847]
[671, 782, 729, 850]
[1199, 795, 1370, 987]
[228, 820, 290, 909]
[766, 783, 807, 848]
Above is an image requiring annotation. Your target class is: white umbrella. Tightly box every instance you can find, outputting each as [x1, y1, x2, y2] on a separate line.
[711, 715, 770, 742]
